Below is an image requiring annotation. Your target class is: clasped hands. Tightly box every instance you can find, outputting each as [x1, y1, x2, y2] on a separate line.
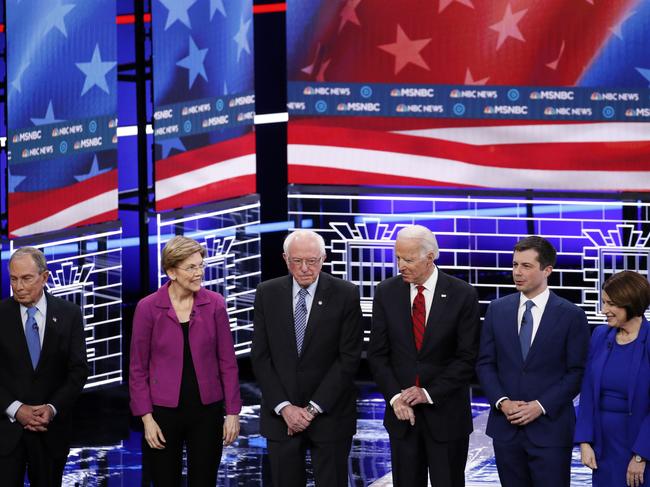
[16, 404, 54, 432]
[500, 399, 543, 426]
[393, 386, 429, 426]
[281, 404, 316, 436]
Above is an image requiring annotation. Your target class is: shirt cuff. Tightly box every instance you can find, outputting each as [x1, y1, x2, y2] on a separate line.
[535, 400, 546, 415]
[309, 401, 323, 413]
[6, 401, 22, 422]
[389, 393, 401, 407]
[47, 404, 57, 417]
[422, 388, 433, 405]
[496, 397, 509, 409]
[274, 401, 291, 415]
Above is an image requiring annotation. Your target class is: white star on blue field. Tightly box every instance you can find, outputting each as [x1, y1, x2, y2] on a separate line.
[76, 44, 118, 96]
[159, 0, 198, 30]
[176, 36, 209, 89]
[31, 101, 64, 126]
[74, 155, 112, 182]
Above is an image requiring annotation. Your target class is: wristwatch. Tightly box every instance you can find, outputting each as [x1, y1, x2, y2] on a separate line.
[634, 454, 646, 463]
[305, 404, 320, 417]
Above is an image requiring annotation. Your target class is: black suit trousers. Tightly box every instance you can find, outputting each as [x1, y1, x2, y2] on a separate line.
[266, 434, 352, 487]
[390, 417, 469, 487]
[0, 430, 68, 487]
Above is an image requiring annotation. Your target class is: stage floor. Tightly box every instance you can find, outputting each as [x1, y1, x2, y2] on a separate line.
[60, 383, 593, 486]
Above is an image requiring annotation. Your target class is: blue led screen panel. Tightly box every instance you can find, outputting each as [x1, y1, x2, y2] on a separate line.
[151, 0, 256, 212]
[6, 0, 119, 238]
[286, 0, 650, 191]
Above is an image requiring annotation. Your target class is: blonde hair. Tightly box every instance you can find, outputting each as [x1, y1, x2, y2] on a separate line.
[161, 236, 205, 272]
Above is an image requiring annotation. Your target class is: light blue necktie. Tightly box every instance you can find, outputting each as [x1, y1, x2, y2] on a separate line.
[519, 300, 535, 360]
[294, 288, 309, 355]
[25, 306, 41, 369]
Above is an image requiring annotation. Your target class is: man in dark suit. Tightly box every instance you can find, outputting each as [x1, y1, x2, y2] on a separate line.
[368, 225, 481, 487]
[251, 229, 363, 487]
[0, 247, 88, 487]
[476, 236, 590, 487]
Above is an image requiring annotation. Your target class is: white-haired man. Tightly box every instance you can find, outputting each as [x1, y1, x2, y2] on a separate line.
[252, 230, 363, 487]
[368, 225, 480, 487]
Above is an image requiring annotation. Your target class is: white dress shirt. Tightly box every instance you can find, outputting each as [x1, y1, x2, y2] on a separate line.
[6, 292, 58, 421]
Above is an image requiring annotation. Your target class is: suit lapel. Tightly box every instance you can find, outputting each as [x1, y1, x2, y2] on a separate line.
[505, 295, 524, 365]
[592, 328, 615, 407]
[627, 320, 649, 407]
[398, 279, 419, 356]
[524, 292, 558, 363]
[300, 274, 331, 355]
[281, 276, 300, 358]
[36, 293, 59, 373]
[421, 272, 449, 352]
[9, 299, 34, 371]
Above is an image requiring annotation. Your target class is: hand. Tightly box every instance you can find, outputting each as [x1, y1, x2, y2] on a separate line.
[499, 399, 526, 416]
[280, 405, 313, 433]
[400, 386, 428, 406]
[627, 457, 645, 487]
[506, 401, 543, 426]
[223, 415, 240, 446]
[580, 443, 598, 470]
[392, 397, 415, 426]
[142, 413, 166, 449]
[16, 405, 48, 432]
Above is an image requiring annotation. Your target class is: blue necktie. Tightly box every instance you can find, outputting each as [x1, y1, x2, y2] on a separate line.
[25, 307, 41, 369]
[294, 288, 309, 355]
[519, 300, 534, 360]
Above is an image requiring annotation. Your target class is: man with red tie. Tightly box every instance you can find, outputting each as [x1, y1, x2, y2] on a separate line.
[368, 225, 481, 487]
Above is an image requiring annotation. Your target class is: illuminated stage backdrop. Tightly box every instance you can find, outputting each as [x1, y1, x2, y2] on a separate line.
[289, 188, 650, 340]
[286, 0, 650, 191]
[152, 0, 256, 212]
[6, 0, 118, 238]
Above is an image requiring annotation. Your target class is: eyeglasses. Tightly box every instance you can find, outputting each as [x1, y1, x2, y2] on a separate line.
[288, 257, 322, 267]
[177, 263, 206, 274]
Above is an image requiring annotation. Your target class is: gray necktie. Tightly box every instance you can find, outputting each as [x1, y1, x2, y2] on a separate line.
[294, 288, 309, 355]
[519, 300, 535, 359]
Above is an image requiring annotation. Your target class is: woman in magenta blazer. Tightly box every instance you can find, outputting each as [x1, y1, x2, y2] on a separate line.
[129, 236, 242, 486]
[575, 271, 650, 487]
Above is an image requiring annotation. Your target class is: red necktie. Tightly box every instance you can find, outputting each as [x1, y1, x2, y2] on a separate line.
[412, 285, 426, 351]
[412, 285, 426, 386]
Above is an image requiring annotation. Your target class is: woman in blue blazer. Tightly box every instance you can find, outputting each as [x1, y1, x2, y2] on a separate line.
[575, 270, 650, 487]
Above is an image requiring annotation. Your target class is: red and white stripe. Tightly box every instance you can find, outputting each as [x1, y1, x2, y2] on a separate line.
[155, 133, 256, 211]
[288, 120, 650, 190]
[9, 170, 118, 238]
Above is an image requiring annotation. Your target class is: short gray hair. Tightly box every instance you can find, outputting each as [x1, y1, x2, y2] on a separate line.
[9, 247, 48, 274]
[283, 229, 326, 256]
[396, 225, 439, 259]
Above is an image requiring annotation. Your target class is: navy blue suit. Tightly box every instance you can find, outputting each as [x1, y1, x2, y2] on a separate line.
[574, 320, 650, 484]
[476, 290, 590, 487]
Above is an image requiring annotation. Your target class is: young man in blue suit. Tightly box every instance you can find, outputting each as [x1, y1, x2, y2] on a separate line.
[476, 236, 590, 487]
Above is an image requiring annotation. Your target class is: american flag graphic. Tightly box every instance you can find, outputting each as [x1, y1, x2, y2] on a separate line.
[287, 0, 650, 191]
[152, 0, 255, 212]
[6, 0, 118, 238]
